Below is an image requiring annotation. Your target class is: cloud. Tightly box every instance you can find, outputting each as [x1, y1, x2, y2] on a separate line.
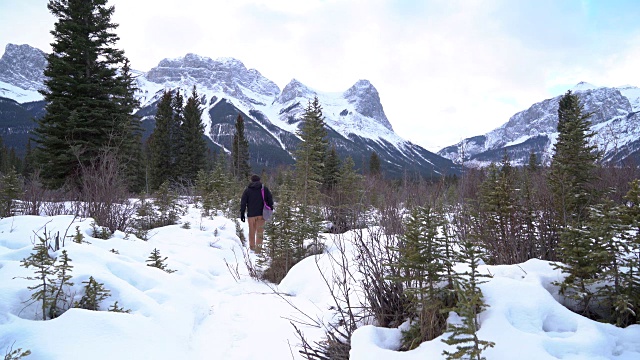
[1, 0, 639, 151]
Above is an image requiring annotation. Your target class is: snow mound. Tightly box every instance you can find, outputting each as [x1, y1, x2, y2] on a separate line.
[0, 209, 638, 359]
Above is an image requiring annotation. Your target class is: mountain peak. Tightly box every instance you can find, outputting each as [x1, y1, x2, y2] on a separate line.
[572, 81, 600, 92]
[0, 43, 47, 91]
[343, 79, 392, 131]
[276, 78, 316, 104]
[145, 52, 280, 101]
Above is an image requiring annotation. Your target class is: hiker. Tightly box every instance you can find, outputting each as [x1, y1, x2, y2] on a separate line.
[240, 174, 274, 251]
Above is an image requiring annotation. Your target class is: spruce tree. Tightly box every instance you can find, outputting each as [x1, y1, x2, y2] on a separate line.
[548, 90, 598, 228]
[34, 0, 133, 188]
[369, 151, 381, 176]
[442, 240, 494, 360]
[20, 234, 57, 320]
[179, 86, 207, 183]
[231, 114, 251, 181]
[553, 209, 610, 317]
[76, 276, 111, 311]
[146, 248, 177, 273]
[332, 156, 364, 231]
[295, 96, 329, 198]
[260, 171, 313, 283]
[49, 250, 74, 319]
[111, 59, 143, 192]
[617, 180, 640, 325]
[0, 167, 22, 218]
[154, 181, 183, 227]
[148, 91, 175, 190]
[293, 97, 328, 247]
[322, 146, 341, 191]
[392, 205, 452, 348]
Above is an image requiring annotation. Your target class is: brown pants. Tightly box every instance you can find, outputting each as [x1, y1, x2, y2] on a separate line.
[248, 215, 265, 250]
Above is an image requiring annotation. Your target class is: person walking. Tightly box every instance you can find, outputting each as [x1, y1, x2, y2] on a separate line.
[240, 174, 274, 251]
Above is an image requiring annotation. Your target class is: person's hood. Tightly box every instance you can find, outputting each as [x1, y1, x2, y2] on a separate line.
[248, 181, 262, 189]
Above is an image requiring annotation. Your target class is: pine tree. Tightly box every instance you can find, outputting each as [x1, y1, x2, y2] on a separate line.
[442, 240, 494, 360]
[154, 181, 183, 227]
[322, 146, 341, 191]
[369, 151, 381, 176]
[617, 180, 640, 326]
[76, 276, 111, 311]
[146, 248, 176, 273]
[260, 172, 313, 283]
[330, 156, 364, 232]
[148, 91, 175, 190]
[170, 90, 185, 182]
[0, 167, 22, 218]
[20, 234, 57, 320]
[527, 151, 539, 173]
[548, 90, 598, 228]
[295, 96, 329, 205]
[179, 86, 207, 183]
[49, 250, 74, 319]
[474, 155, 523, 264]
[293, 97, 328, 248]
[231, 114, 251, 181]
[34, 0, 133, 189]
[553, 216, 609, 317]
[196, 154, 234, 217]
[392, 205, 452, 349]
[111, 59, 144, 192]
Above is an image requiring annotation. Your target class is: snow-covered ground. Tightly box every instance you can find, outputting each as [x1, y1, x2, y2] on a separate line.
[0, 205, 639, 359]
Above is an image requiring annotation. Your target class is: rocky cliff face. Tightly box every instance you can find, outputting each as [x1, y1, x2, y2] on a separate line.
[343, 79, 393, 131]
[438, 82, 640, 166]
[0, 44, 47, 91]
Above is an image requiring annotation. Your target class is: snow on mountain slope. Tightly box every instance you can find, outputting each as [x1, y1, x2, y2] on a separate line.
[438, 83, 640, 167]
[0, 80, 42, 103]
[0, 43, 459, 176]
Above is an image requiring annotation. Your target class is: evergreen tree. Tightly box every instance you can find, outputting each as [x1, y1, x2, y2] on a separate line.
[295, 96, 329, 205]
[330, 156, 364, 232]
[527, 151, 539, 173]
[0, 167, 22, 218]
[322, 146, 341, 191]
[474, 155, 524, 264]
[260, 171, 315, 283]
[231, 114, 251, 181]
[76, 276, 111, 311]
[617, 180, 640, 325]
[20, 234, 57, 320]
[548, 90, 598, 228]
[442, 240, 494, 360]
[146, 248, 176, 273]
[111, 59, 143, 192]
[49, 250, 73, 319]
[553, 214, 610, 317]
[170, 90, 185, 181]
[22, 139, 35, 179]
[392, 205, 453, 349]
[34, 0, 133, 189]
[148, 91, 175, 190]
[294, 97, 328, 247]
[154, 181, 184, 227]
[179, 86, 207, 183]
[196, 154, 234, 217]
[369, 151, 381, 176]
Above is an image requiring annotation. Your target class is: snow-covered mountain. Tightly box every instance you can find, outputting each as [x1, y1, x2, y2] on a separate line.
[0, 44, 46, 102]
[438, 82, 640, 167]
[0, 43, 458, 177]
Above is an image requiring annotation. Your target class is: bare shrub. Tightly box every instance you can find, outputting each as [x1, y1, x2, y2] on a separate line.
[80, 151, 136, 233]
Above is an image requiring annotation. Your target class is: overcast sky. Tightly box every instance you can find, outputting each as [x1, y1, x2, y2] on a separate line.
[1, 0, 639, 151]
